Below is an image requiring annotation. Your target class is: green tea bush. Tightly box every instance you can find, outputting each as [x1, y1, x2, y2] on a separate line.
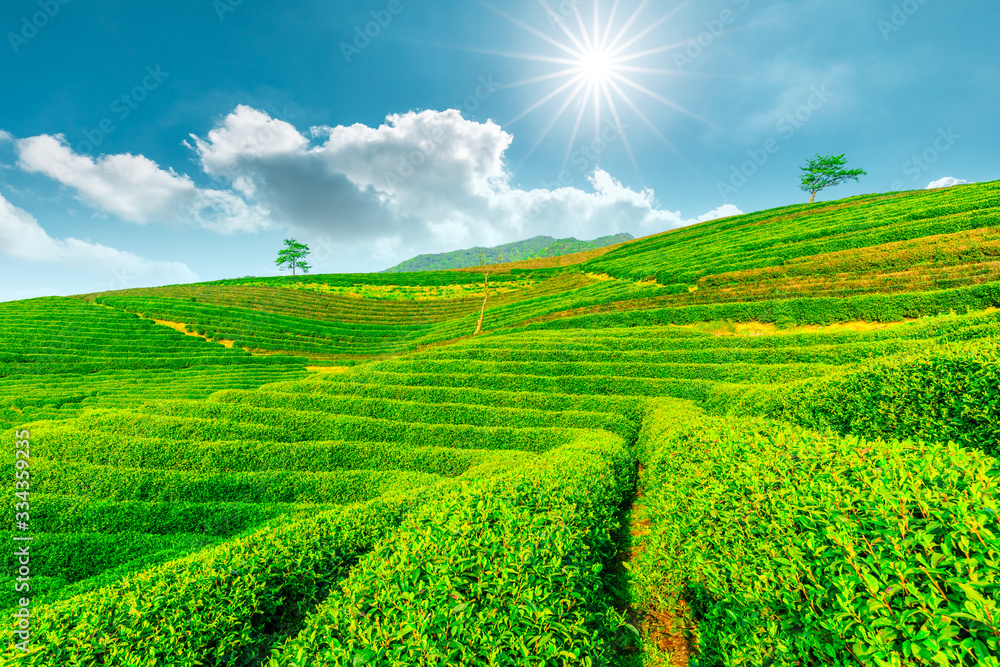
[29, 457, 440, 504]
[206, 389, 638, 442]
[633, 400, 1000, 666]
[1, 531, 219, 586]
[519, 282, 1000, 331]
[708, 340, 1000, 454]
[27, 426, 509, 477]
[268, 431, 636, 667]
[259, 379, 644, 423]
[24, 495, 302, 536]
[91, 401, 590, 453]
[412, 339, 922, 366]
[345, 369, 715, 401]
[4, 501, 406, 666]
[369, 358, 829, 384]
[1, 541, 234, 613]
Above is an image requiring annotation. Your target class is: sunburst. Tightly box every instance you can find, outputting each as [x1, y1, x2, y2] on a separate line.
[460, 0, 718, 181]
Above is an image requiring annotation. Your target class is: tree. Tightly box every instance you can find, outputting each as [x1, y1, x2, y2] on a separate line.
[800, 154, 867, 203]
[275, 239, 312, 276]
[473, 248, 505, 336]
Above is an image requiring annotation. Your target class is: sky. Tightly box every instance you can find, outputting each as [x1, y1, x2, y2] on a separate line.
[0, 0, 997, 302]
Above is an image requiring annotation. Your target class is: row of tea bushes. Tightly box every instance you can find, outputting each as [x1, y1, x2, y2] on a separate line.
[369, 357, 831, 384]
[257, 378, 645, 423]
[268, 431, 636, 666]
[26, 425, 515, 477]
[205, 389, 637, 442]
[18, 495, 323, 536]
[29, 457, 440, 504]
[706, 339, 1000, 455]
[76, 402, 590, 453]
[4, 501, 409, 666]
[517, 282, 1000, 331]
[631, 399, 1000, 666]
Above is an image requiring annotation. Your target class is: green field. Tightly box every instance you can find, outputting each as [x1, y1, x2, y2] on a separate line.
[3, 181, 999, 666]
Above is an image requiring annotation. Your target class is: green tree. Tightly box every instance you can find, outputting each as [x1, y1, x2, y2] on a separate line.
[275, 239, 312, 276]
[800, 154, 867, 203]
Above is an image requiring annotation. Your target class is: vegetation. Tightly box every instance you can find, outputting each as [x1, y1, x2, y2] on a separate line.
[3, 180, 1000, 665]
[634, 400, 999, 665]
[383, 233, 633, 272]
[800, 153, 867, 203]
[276, 238, 312, 276]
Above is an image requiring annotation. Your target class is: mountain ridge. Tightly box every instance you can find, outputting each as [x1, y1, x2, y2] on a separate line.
[382, 232, 634, 273]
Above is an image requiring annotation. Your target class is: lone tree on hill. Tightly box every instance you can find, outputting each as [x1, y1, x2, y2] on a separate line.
[275, 239, 312, 276]
[800, 154, 867, 203]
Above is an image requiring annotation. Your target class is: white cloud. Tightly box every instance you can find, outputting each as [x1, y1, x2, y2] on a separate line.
[0, 130, 12, 144]
[926, 177, 968, 189]
[187, 106, 742, 266]
[186, 105, 309, 180]
[0, 191, 198, 290]
[696, 204, 743, 223]
[14, 134, 269, 233]
[4, 107, 745, 272]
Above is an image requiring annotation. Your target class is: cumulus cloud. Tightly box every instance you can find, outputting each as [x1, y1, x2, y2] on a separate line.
[0, 191, 198, 289]
[14, 134, 269, 233]
[696, 204, 743, 223]
[186, 106, 741, 264]
[0, 130, 12, 143]
[926, 177, 968, 189]
[4, 107, 743, 271]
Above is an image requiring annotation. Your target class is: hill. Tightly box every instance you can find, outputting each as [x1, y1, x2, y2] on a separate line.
[382, 232, 634, 272]
[3, 181, 999, 665]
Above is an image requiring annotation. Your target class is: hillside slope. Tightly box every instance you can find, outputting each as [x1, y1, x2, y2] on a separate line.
[3, 181, 999, 666]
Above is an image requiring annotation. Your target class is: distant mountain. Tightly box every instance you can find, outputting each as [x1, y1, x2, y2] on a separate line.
[382, 233, 634, 273]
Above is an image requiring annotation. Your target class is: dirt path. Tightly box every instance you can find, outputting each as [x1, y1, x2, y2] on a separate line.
[305, 366, 349, 374]
[151, 319, 235, 348]
[625, 465, 696, 666]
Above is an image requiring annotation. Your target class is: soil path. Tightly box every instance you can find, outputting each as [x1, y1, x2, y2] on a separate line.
[625, 465, 695, 666]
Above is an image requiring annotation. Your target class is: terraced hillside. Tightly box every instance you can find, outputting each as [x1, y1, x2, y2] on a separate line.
[3, 181, 999, 666]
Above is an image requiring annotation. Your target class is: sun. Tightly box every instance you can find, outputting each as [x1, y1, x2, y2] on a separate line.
[442, 1, 719, 180]
[579, 48, 616, 84]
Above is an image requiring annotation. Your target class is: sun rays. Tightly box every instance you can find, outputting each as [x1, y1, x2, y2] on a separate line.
[474, 0, 714, 180]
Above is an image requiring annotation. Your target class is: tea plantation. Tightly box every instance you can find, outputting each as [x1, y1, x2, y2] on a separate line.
[3, 181, 999, 666]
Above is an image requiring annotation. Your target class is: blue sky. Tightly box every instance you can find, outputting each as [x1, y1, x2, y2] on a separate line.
[1, 0, 997, 301]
